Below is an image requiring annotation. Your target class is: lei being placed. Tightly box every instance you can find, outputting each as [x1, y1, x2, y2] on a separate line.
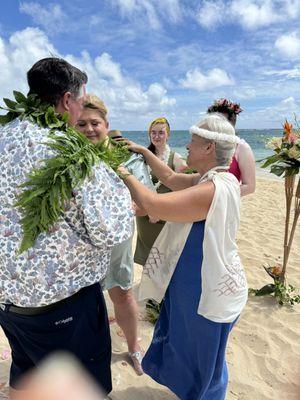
[0, 91, 131, 253]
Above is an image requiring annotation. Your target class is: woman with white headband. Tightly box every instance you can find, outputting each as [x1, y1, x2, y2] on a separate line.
[118, 112, 248, 400]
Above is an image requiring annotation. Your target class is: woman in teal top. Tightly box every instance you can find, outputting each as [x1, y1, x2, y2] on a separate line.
[134, 117, 187, 266]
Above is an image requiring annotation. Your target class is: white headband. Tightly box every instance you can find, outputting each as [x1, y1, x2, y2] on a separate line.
[189, 125, 241, 144]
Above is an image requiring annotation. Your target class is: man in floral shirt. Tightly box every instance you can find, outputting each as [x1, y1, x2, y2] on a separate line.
[0, 58, 133, 396]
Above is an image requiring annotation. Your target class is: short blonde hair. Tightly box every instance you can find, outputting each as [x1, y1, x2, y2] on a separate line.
[83, 94, 108, 122]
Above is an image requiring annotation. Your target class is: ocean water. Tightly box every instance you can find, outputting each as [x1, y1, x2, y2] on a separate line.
[122, 129, 282, 165]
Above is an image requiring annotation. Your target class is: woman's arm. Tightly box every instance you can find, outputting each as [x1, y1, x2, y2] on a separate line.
[121, 171, 215, 223]
[132, 201, 147, 216]
[123, 141, 199, 191]
[236, 143, 256, 196]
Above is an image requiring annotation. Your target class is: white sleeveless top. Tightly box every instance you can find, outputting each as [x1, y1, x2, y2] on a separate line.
[138, 170, 248, 323]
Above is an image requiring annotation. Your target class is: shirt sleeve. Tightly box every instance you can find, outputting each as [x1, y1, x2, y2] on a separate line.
[79, 162, 134, 248]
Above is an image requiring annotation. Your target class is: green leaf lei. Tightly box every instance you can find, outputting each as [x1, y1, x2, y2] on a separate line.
[0, 91, 131, 253]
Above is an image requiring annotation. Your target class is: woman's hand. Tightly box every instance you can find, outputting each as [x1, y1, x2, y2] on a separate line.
[117, 165, 131, 180]
[115, 138, 146, 154]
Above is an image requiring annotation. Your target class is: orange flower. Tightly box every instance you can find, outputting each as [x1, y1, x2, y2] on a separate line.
[271, 266, 282, 276]
[283, 120, 297, 143]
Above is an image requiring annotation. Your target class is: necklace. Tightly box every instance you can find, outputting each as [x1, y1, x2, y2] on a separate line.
[156, 144, 171, 164]
[0, 91, 131, 253]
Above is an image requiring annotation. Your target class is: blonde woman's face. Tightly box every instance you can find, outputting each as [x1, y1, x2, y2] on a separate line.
[149, 123, 169, 146]
[76, 108, 109, 144]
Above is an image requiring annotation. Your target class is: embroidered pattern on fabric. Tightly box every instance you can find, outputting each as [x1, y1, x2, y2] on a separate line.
[143, 247, 165, 278]
[214, 258, 247, 297]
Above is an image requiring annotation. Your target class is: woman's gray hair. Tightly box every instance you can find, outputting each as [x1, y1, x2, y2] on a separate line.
[196, 113, 236, 166]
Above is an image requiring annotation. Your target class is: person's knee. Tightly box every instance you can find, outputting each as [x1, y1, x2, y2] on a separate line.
[109, 287, 135, 307]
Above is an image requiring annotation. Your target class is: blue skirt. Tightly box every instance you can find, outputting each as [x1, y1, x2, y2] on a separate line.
[142, 221, 235, 400]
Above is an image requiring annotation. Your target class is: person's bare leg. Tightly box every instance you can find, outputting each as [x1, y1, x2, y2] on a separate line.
[108, 286, 143, 375]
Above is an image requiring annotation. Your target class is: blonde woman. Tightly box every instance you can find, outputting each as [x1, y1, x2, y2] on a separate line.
[134, 117, 187, 266]
[76, 94, 143, 375]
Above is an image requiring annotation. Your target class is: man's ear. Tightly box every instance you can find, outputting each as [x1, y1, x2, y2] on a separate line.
[55, 92, 72, 115]
[61, 92, 72, 112]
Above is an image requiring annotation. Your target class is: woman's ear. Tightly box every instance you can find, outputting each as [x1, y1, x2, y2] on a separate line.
[206, 141, 215, 154]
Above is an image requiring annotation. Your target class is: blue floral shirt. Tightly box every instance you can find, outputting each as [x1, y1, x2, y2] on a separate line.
[0, 119, 133, 306]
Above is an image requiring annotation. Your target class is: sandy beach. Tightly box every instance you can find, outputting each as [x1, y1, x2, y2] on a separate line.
[0, 176, 299, 400]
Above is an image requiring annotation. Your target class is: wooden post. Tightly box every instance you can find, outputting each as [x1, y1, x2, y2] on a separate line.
[281, 175, 295, 283]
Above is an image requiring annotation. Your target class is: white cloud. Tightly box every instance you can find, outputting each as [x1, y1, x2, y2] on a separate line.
[233, 87, 257, 99]
[196, 1, 226, 29]
[72, 54, 176, 116]
[19, 2, 69, 34]
[236, 96, 300, 128]
[147, 83, 176, 106]
[230, 0, 279, 29]
[195, 0, 300, 31]
[110, 0, 182, 29]
[112, 0, 137, 14]
[65, 50, 177, 116]
[0, 28, 176, 125]
[264, 66, 300, 78]
[180, 68, 234, 91]
[95, 53, 125, 86]
[275, 32, 300, 58]
[163, 0, 182, 23]
[0, 28, 56, 99]
[255, 96, 300, 124]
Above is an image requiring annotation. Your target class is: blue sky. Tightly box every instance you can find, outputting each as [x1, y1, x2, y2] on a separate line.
[1, 0, 300, 130]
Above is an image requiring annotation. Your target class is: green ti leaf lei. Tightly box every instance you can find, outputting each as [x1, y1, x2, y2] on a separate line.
[0, 91, 131, 253]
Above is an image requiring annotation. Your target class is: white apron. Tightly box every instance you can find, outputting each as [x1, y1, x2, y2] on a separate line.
[138, 169, 248, 323]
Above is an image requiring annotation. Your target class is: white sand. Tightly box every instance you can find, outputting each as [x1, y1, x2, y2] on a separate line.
[0, 177, 299, 399]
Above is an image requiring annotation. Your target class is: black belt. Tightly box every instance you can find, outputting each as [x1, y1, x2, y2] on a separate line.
[1, 285, 92, 316]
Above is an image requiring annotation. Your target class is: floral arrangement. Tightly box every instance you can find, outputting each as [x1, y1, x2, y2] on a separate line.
[263, 121, 300, 176]
[207, 98, 243, 118]
[251, 120, 300, 305]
